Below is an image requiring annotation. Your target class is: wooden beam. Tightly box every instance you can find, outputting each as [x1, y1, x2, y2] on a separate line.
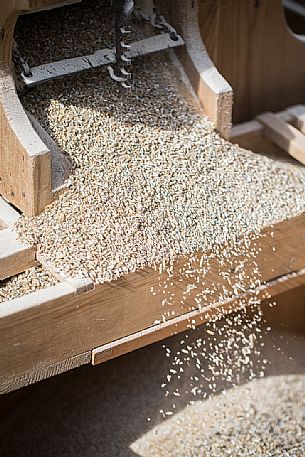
[257, 112, 305, 165]
[1, 213, 305, 393]
[23, 0, 82, 13]
[1, 352, 91, 395]
[230, 105, 305, 161]
[262, 279, 305, 334]
[0, 228, 37, 280]
[0, 1, 74, 216]
[230, 105, 305, 140]
[170, 0, 233, 138]
[231, 108, 294, 141]
[92, 267, 305, 365]
[0, 10, 53, 216]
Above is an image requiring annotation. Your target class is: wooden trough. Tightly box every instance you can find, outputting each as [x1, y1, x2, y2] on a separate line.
[1, 0, 305, 394]
[1, 198, 305, 394]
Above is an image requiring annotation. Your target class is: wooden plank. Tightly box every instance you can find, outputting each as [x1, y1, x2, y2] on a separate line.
[230, 105, 305, 165]
[0, 228, 37, 280]
[257, 112, 305, 165]
[92, 267, 305, 365]
[1, 352, 91, 395]
[262, 280, 305, 334]
[170, 0, 233, 138]
[0, 77, 53, 216]
[0, 197, 20, 228]
[199, 0, 305, 123]
[0, 0, 74, 20]
[230, 105, 305, 141]
[288, 104, 305, 133]
[0, 277, 93, 319]
[27, 113, 72, 194]
[1, 213, 305, 392]
[23, 0, 82, 13]
[0, 1, 78, 215]
[230, 107, 296, 141]
[0, 6, 54, 216]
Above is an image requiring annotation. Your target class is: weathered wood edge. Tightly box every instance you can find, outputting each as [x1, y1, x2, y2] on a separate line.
[170, 0, 233, 138]
[1, 267, 305, 394]
[0, 277, 94, 319]
[257, 112, 305, 165]
[230, 105, 305, 141]
[0, 212, 305, 393]
[198, 0, 305, 123]
[0, 351, 91, 395]
[0, 199, 37, 281]
[0, 228, 37, 280]
[92, 267, 305, 365]
[0, 3, 64, 215]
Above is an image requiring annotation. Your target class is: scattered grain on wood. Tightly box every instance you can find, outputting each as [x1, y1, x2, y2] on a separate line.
[16, 52, 305, 283]
[0, 267, 58, 304]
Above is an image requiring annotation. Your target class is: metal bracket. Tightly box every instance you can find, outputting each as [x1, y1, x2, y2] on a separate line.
[13, 41, 32, 78]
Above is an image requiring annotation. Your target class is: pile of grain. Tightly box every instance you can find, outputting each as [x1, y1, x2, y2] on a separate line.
[132, 374, 305, 457]
[14, 0, 305, 283]
[0, 323, 304, 457]
[16, 56, 305, 282]
[3, 4, 303, 454]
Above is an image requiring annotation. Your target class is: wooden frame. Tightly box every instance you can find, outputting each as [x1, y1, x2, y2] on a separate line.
[231, 104, 305, 166]
[92, 267, 305, 365]
[4, 0, 305, 215]
[170, 0, 232, 138]
[1, 211, 305, 394]
[0, 197, 37, 280]
[199, 0, 305, 124]
[0, 1, 74, 216]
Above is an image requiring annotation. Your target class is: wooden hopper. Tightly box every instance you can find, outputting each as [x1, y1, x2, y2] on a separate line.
[0, 0, 233, 216]
[1, 0, 305, 395]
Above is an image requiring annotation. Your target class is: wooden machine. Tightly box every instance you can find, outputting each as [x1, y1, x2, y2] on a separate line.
[0, 0, 305, 394]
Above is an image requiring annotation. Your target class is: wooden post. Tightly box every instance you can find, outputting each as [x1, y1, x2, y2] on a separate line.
[0, 4, 54, 215]
[170, 0, 233, 138]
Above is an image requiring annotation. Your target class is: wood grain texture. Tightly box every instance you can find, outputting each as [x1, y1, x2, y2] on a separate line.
[231, 107, 299, 141]
[0, 1, 73, 215]
[199, 0, 305, 124]
[170, 0, 232, 138]
[262, 279, 305, 334]
[230, 105, 305, 165]
[0, 228, 37, 280]
[0, 4, 54, 215]
[257, 112, 305, 165]
[1, 213, 305, 393]
[1, 352, 91, 395]
[92, 268, 305, 365]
